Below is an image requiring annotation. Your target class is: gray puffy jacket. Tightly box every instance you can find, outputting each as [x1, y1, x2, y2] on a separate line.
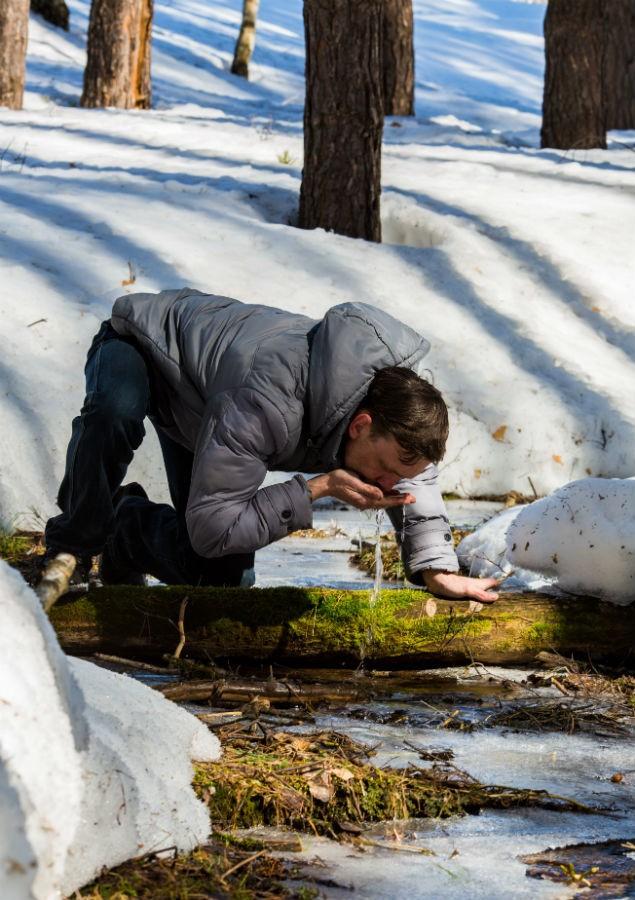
[110, 289, 459, 578]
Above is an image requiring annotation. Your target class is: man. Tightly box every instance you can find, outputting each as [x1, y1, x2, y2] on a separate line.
[43, 289, 498, 602]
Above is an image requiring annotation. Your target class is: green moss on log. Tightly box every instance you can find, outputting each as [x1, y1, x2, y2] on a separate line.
[48, 584, 635, 668]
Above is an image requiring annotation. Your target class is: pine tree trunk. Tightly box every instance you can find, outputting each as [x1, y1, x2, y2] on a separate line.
[383, 0, 414, 116]
[0, 0, 29, 110]
[299, 0, 384, 242]
[604, 0, 635, 130]
[48, 585, 635, 669]
[31, 0, 70, 30]
[81, 0, 153, 109]
[541, 0, 606, 149]
[231, 0, 260, 79]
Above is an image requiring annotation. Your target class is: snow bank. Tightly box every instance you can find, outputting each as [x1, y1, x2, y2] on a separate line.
[507, 477, 635, 605]
[457, 478, 635, 604]
[0, 561, 220, 898]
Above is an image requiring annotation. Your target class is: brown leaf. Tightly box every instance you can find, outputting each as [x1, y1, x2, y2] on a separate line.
[552, 454, 563, 465]
[492, 425, 507, 442]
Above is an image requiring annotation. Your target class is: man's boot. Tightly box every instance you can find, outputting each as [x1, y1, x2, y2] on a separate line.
[99, 482, 148, 586]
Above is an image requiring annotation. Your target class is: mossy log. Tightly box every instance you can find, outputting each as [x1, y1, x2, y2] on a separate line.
[48, 585, 635, 669]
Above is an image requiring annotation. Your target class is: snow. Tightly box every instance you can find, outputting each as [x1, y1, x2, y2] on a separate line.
[0, 561, 219, 897]
[0, 0, 634, 530]
[457, 477, 635, 604]
[507, 477, 635, 604]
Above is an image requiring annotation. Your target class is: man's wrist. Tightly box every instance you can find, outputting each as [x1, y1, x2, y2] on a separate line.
[307, 473, 330, 502]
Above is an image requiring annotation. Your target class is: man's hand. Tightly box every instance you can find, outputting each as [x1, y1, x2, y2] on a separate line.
[422, 570, 500, 603]
[307, 469, 415, 510]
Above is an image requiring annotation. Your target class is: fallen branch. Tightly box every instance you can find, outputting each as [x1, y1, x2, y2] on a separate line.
[36, 553, 77, 613]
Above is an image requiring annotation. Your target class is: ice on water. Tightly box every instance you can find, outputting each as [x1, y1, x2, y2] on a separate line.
[0, 561, 220, 898]
[289, 698, 635, 899]
[458, 478, 635, 604]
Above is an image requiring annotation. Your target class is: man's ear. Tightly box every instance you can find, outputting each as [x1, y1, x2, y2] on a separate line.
[348, 411, 373, 439]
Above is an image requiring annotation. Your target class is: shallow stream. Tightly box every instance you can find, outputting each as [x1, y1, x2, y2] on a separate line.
[133, 503, 635, 898]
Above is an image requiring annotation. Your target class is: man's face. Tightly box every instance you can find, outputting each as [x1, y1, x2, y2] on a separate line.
[343, 412, 430, 494]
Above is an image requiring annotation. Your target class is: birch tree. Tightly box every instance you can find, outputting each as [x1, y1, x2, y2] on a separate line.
[231, 0, 260, 78]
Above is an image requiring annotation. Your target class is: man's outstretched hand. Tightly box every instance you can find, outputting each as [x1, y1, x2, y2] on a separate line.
[422, 570, 500, 603]
[307, 469, 415, 510]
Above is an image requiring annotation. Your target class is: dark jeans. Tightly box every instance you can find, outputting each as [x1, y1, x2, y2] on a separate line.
[45, 321, 253, 586]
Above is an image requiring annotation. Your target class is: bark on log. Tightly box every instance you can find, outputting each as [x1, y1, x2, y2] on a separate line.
[299, 0, 384, 241]
[0, 0, 30, 110]
[231, 0, 259, 79]
[383, 0, 414, 116]
[48, 585, 635, 669]
[81, 0, 152, 109]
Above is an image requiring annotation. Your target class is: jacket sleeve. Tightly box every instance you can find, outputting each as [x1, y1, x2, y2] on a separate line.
[386, 464, 459, 583]
[186, 389, 313, 557]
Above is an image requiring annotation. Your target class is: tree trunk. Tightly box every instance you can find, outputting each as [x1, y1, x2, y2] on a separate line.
[48, 585, 635, 669]
[231, 0, 260, 79]
[604, 0, 635, 131]
[541, 0, 606, 149]
[81, 0, 153, 109]
[299, 0, 384, 242]
[383, 0, 414, 116]
[0, 0, 29, 110]
[31, 0, 70, 30]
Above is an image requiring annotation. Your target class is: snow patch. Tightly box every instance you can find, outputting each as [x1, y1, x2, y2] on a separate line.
[507, 477, 635, 605]
[0, 561, 220, 897]
[458, 478, 635, 604]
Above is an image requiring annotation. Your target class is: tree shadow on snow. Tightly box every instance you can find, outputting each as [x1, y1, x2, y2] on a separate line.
[386, 185, 635, 368]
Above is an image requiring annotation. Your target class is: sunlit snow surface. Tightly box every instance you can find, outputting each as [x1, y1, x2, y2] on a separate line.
[1, 0, 635, 527]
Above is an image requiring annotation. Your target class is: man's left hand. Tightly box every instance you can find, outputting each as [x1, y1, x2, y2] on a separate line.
[422, 570, 500, 603]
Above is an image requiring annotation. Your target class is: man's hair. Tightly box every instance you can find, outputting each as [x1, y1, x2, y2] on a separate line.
[358, 366, 449, 464]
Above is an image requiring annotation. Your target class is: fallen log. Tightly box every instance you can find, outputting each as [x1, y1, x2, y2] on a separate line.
[48, 585, 635, 669]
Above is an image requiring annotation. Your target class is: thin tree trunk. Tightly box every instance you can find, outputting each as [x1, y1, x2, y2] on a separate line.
[0, 0, 30, 110]
[541, 0, 606, 149]
[383, 0, 414, 116]
[604, 0, 635, 130]
[48, 584, 635, 669]
[231, 0, 260, 79]
[81, 0, 153, 109]
[31, 0, 70, 30]
[299, 0, 384, 242]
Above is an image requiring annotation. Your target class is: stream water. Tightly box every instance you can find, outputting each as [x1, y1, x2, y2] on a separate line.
[132, 503, 635, 898]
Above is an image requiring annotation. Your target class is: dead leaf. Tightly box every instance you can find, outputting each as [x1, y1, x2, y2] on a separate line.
[306, 770, 333, 803]
[121, 261, 136, 287]
[425, 598, 437, 618]
[330, 766, 355, 782]
[552, 454, 563, 465]
[474, 468, 482, 479]
[492, 425, 507, 442]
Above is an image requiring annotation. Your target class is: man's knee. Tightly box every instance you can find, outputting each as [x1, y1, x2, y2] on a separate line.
[82, 388, 147, 430]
